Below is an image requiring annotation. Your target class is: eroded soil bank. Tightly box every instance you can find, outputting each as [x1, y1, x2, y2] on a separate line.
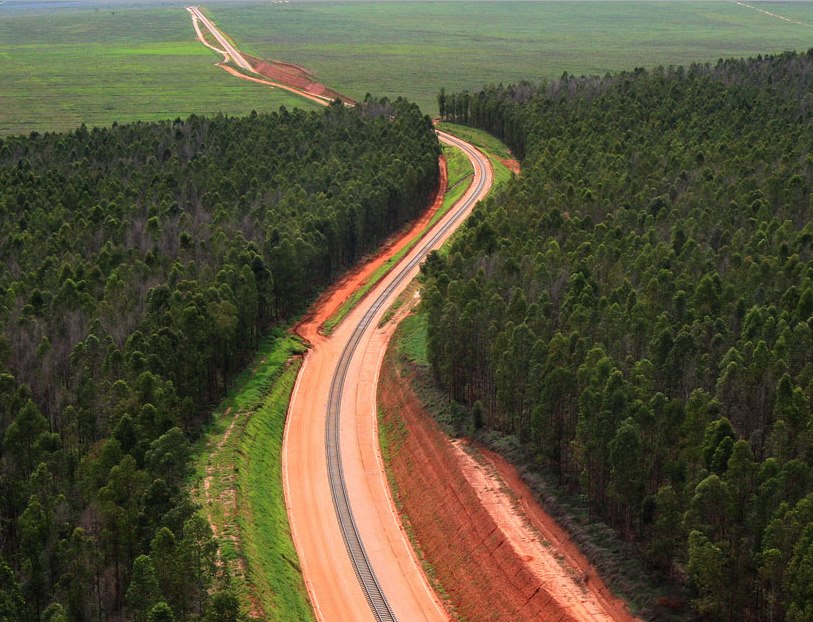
[379, 328, 640, 622]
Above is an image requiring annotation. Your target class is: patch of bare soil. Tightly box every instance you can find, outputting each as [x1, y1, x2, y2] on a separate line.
[294, 154, 447, 343]
[246, 55, 355, 104]
[501, 157, 521, 175]
[379, 343, 641, 622]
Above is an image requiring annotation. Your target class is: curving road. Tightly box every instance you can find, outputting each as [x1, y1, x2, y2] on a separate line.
[184, 8, 494, 618]
[284, 131, 493, 621]
[187, 6, 254, 72]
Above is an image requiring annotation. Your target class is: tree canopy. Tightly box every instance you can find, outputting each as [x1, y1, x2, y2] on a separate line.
[428, 50, 813, 620]
[0, 96, 439, 619]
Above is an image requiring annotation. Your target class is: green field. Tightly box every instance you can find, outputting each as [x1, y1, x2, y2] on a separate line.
[207, 0, 813, 114]
[3, 1, 813, 133]
[0, 2, 319, 135]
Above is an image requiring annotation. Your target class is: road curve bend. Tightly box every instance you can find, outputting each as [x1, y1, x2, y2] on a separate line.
[283, 132, 493, 622]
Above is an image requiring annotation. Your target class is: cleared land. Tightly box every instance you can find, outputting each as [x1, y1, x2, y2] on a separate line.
[0, 2, 318, 135]
[379, 315, 640, 622]
[3, 1, 813, 133]
[205, 0, 813, 114]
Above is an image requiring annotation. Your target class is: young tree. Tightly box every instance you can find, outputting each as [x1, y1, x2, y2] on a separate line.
[126, 555, 162, 622]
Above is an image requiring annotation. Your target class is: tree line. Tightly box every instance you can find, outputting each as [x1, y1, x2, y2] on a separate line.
[0, 96, 440, 620]
[428, 51, 813, 620]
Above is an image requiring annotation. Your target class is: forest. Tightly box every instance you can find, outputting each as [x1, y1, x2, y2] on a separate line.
[428, 50, 813, 620]
[0, 96, 439, 620]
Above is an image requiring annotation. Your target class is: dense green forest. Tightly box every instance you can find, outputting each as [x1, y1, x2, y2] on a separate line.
[0, 97, 439, 620]
[428, 51, 813, 620]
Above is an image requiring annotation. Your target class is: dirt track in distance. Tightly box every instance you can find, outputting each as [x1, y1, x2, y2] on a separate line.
[187, 9, 640, 620]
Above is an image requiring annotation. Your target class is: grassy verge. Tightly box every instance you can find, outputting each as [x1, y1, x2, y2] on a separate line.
[190, 331, 314, 621]
[439, 122, 515, 188]
[321, 143, 474, 334]
[238, 358, 314, 621]
[438, 122, 514, 161]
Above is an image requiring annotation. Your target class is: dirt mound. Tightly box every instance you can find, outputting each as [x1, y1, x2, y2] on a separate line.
[247, 56, 355, 104]
[379, 344, 640, 621]
[501, 157, 521, 175]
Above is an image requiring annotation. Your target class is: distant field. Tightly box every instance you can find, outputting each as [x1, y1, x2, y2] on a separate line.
[2, 1, 813, 133]
[207, 0, 813, 114]
[0, 1, 319, 135]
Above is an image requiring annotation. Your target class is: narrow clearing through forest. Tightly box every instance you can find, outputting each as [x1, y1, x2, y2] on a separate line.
[188, 7, 641, 621]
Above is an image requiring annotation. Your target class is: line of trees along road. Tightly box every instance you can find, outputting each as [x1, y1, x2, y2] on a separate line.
[0, 96, 439, 620]
[429, 50, 813, 620]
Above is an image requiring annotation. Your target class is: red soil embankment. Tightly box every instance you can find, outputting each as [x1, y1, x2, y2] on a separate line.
[380, 357, 576, 621]
[247, 55, 355, 104]
[294, 154, 447, 342]
[481, 448, 636, 621]
[379, 344, 640, 622]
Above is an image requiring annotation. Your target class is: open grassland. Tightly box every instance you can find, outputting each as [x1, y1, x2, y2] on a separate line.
[0, 2, 319, 135]
[206, 0, 813, 115]
[3, 1, 812, 132]
[191, 331, 313, 621]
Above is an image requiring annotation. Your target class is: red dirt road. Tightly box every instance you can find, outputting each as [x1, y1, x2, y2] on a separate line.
[283, 133, 492, 621]
[187, 6, 336, 105]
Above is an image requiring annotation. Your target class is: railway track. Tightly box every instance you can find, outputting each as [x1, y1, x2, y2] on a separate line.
[324, 131, 489, 621]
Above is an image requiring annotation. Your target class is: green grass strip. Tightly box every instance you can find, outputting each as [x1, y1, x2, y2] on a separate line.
[238, 358, 315, 621]
[322, 143, 474, 335]
[437, 122, 514, 161]
[395, 313, 430, 367]
[190, 331, 313, 621]
[438, 122, 515, 188]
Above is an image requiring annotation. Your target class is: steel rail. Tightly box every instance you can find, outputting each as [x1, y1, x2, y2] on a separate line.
[325, 132, 489, 621]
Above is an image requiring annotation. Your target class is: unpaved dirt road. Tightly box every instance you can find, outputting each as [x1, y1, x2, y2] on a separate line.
[187, 6, 335, 105]
[283, 132, 492, 622]
[187, 6, 254, 72]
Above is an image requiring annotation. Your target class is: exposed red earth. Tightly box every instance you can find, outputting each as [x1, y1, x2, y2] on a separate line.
[188, 8, 639, 621]
[283, 132, 490, 621]
[501, 157, 521, 175]
[294, 154, 447, 344]
[379, 350, 642, 622]
[247, 56, 355, 105]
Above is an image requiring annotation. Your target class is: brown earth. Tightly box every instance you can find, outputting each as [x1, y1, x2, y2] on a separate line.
[246, 55, 355, 104]
[501, 157, 521, 175]
[379, 343, 642, 622]
[218, 64, 332, 106]
[294, 153, 447, 343]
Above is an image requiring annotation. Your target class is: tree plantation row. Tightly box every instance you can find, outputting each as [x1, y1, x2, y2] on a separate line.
[0, 97, 439, 620]
[428, 50, 813, 621]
